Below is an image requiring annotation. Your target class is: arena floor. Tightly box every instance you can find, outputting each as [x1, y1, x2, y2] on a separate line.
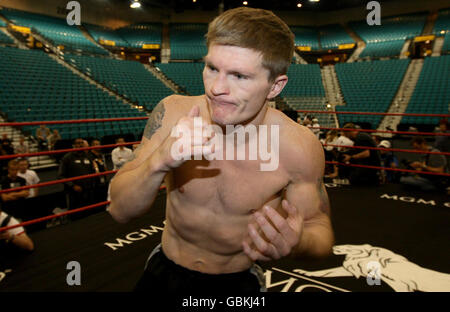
[1, 184, 449, 292]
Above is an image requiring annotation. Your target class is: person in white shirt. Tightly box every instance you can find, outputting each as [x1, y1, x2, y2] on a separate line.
[111, 138, 134, 170]
[17, 158, 40, 198]
[0, 209, 34, 251]
[311, 118, 321, 139]
[335, 132, 354, 152]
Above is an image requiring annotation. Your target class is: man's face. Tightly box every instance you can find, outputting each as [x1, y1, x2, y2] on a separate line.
[74, 139, 84, 149]
[413, 142, 425, 151]
[18, 161, 28, 173]
[203, 44, 284, 126]
[8, 164, 19, 178]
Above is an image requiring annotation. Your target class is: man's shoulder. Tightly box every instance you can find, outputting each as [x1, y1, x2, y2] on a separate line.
[159, 94, 203, 111]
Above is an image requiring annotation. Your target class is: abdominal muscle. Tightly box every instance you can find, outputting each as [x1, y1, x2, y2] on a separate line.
[161, 196, 256, 274]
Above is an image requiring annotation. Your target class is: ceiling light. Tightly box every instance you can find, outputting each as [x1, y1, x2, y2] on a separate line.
[297, 3, 302, 8]
[243, 1, 248, 5]
[130, 1, 141, 8]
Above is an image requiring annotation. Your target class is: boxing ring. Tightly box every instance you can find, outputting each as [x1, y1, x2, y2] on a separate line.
[0, 110, 449, 292]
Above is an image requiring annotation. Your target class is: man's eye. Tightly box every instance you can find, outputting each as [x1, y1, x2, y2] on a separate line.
[209, 66, 217, 72]
[235, 74, 246, 80]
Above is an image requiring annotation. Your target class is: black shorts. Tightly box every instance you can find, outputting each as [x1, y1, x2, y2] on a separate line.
[134, 244, 266, 293]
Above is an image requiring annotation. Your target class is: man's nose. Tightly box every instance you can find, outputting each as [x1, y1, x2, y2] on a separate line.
[210, 74, 229, 96]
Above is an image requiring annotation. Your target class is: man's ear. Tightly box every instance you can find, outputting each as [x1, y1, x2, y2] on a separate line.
[267, 75, 288, 99]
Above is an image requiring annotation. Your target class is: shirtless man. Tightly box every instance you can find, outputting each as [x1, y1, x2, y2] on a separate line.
[109, 7, 334, 293]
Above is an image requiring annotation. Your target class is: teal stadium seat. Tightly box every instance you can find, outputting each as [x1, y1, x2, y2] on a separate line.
[0, 46, 146, 140]
[433, 9, 450, 53]
[351, 13, 427, 58]
[290, 26, 320, 50]
[170, 23, 208, 60]
[64, 53, 173, 109]
[319, 24, 354, 50]
[402, 55, 450, 125]
[2, 8, 109, 55]
[335, 59, 410, 128]
[85, 23, 130, 48]
[156, 63, 205, 96]
[117, 23, 162, 49]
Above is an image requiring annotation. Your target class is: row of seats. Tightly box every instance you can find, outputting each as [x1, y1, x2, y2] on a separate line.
[85, 23, 129, 48]
[156, 63, 205, 95]
[116, 23, 162, 48]
[170, 24, 208, 60]
[281, 64, 325, 97]
[290, 26, 320, 50]
[318, 24, 354, 49]
[0, 29, 13, 44]
[0, 46, 146, 140]
[63, 53, 173, 109]
[359, 40, 406, 58]
[1, 8, 109, 55]
[335, 59, 410, 128]
[403, 55, 450, 125]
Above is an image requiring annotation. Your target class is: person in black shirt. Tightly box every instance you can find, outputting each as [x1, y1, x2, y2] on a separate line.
[89, 139, 109, 205]
[1, 134, 14, 155]
[341, 123, 381, 186]
[58, 138, 96, 220]
[0, 159, 29, 219]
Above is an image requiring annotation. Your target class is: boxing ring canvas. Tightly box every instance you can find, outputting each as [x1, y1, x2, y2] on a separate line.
[1, 184, 449, 292]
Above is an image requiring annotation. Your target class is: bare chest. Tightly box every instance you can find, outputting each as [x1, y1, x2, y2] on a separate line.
[168, 159, 289, 214]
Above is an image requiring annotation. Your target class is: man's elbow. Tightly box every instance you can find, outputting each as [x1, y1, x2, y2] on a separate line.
[108, 203, 130, 224]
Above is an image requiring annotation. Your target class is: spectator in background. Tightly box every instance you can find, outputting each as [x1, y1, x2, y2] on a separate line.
[58, 138, 96, 220]
[0, 160, 29, 219]
[434, 119, 450, 173]
[14, 136, 29, 155]
[321, 130, 339, 180]
[111, 137, 133, 170]
[400, 137, 447, 191]
[36, 124, 51, 150]
[311, 118, 321, 139]
[378, 140, 399, 183]
[17, 158, 40, 198]
[335, 130, 354, 152]
[89, 139, 109, 204]
[1, 134, 14, 155]
[47, 129, 61, 151]
[341, 123, 381, 186]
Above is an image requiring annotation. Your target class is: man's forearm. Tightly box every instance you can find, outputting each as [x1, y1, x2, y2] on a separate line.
[109, 150, 167, 223]
[292, 222, 334, 259]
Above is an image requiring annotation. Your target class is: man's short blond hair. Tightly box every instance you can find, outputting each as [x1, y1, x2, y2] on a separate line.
[206, 7, 294, 81]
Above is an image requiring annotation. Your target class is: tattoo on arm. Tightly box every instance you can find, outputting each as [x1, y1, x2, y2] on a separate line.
[317, 178, 330, 216]
[143, 100, 165, 139]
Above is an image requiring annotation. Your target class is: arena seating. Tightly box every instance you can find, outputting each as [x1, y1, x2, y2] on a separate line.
[433, 9, 450, 53]
[64, 54, 173, 110]
[0, 46, 147, 140]
[0, 18, 7, 27]
[0, 30, 14, 44]
[85, 23, 129, 48]
[2, 9, 109, 55]
[290, 26, 320, 50]
[116, 23, 162, 49]
[335, 59, 410, 128]
[351, 13, 427, 58]
[170, 23, 208, 60]
[281, 64, 325, 97]
[402, 55, 450, 125]
[156, 63, 205, 95]
[319, 24, 354, 50]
